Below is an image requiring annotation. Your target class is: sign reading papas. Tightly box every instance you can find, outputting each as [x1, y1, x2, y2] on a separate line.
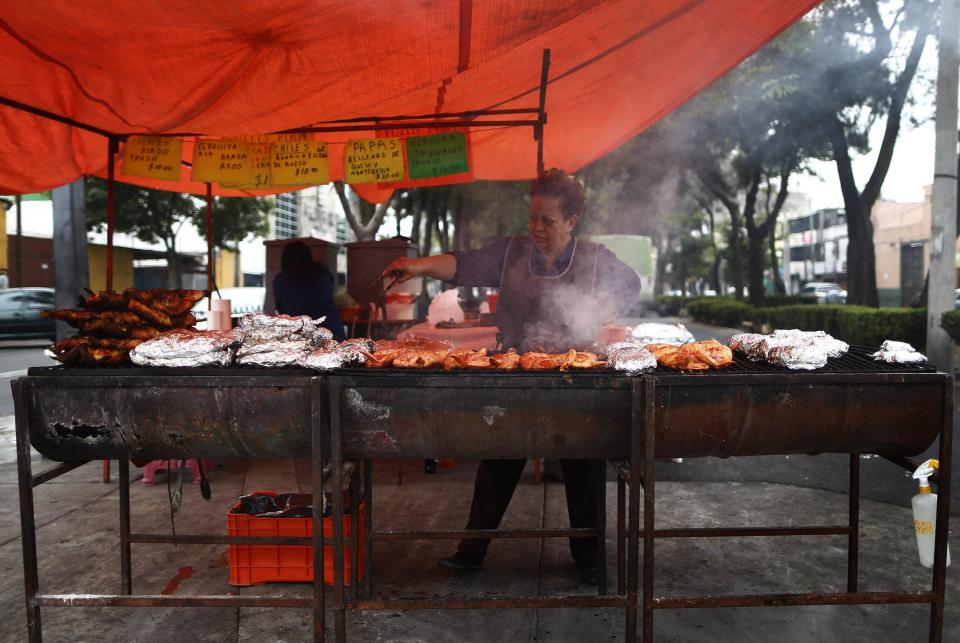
[122, 136, 182, 181]
[270, 140, 329, 186]
[344, 138, 405, 183]
[191, 140, 252, 184]
[406, 132, 469, 179]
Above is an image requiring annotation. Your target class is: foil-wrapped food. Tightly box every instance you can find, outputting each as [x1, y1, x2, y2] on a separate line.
[728, 329, 849, 370]
[872, 340, 927, 364]
[129, 329, 240, 367]
[236, 313, 331, 344]
[298, 345, 368, 370]
[605, 342, 657, 374]
[627, 323, 695, 346]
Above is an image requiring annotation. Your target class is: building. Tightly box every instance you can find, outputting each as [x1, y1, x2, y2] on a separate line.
[873, 186, 932, 307]
[784, 207, 848, 293]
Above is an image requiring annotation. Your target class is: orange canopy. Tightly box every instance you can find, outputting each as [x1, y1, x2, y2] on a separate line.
[0, 0, 820, 196]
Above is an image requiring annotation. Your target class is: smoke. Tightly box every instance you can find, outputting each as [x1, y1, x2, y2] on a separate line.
[516, 280, 621, 353]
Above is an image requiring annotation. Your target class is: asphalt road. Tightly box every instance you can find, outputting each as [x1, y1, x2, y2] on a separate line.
[0, 339, 56, 416]
[644, 316, 960, 517]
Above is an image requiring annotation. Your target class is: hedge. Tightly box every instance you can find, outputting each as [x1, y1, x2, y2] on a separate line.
[654, 295, 688, 316]
[942, 310, 960, 345]
[686, 299, 927, 348]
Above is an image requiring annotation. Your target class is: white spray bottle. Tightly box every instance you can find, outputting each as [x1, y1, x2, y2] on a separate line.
[911, 459, 950, 568]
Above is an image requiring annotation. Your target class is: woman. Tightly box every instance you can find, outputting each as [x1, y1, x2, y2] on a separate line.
[384, 169, 640, 582]
[273, 240, 345, 341]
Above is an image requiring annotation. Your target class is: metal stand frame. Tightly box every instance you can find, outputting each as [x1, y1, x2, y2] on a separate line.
[325, 375, 649, 643]
[614, 378, 953, 643]
[13, 376, 341, 643]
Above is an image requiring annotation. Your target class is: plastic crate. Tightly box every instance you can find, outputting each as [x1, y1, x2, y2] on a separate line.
[227, 491, 364, 586]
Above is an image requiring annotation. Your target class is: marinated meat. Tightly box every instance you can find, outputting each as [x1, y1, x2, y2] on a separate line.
[490, 351, 521, 371]
[42, 310, 144, 328]
[646, 340, 732, 371]
[392, 349, 449, 369]
[125, 288, 206, 316]
[443, 348, 487, 370]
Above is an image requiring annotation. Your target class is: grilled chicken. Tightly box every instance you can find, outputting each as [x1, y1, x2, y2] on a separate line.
[364, 349, 402, 368]
[77, 289, 126, 311]
[645, 340, 733, 371]
[519, 350, 577, 370]
[125, 288, 206, 316]
[52, 337, 144, 355]
[490, 351, 520, 371]
[443, 348, 487, 371]
[565, 351, 606, 369]
[58, 345, 131, 366]
[392, 349, 449, 369]
[127, 298, 174, 328]
[42, 310, 144, 328]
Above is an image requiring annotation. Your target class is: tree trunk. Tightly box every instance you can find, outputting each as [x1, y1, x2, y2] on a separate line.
[165, 242, 181, 289]
[742, 169, 766, 307]
[830, 117, 879, 306]
[768, 221, 785, 294]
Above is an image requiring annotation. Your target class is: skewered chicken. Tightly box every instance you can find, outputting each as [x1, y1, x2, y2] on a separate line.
[125, 288, 206, 316]
[77, 289, 126, 311]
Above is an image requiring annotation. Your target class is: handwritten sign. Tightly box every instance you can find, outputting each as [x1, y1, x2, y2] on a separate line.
[375, 126, 473, 188]
[270, 140, 329, 186]
[191, 140, 252, 184]
[221, 143, 274, 190]
[406, 132, 469, 179]
[344, 138, 405, 183]
[121, 136, 182, 182]
[236, 133, 312, 144]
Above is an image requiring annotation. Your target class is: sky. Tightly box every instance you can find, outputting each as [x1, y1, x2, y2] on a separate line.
[794, 29, 941, 211]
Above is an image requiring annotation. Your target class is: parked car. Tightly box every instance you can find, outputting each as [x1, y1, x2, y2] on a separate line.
[799, 282, 847, 304]
[0, 288, 56, 339]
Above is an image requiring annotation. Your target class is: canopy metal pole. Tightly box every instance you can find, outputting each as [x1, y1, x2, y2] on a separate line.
[205, 183, 214, 293]
[535, 48, 551, 176]
[14, 195, 22, 287]
[106, 137, 119, 292]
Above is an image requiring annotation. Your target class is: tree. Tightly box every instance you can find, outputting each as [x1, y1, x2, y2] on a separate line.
[196, 196, 272, 249]
[86, 179, 271, 288]
[333, 182, 396, 241]
[785, 0, 936, 305]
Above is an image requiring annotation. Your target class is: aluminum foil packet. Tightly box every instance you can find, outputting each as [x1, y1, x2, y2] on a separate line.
[766, 344, 829, 370]
[298, 346, 367, 371]
[872, 340, 927, 364]
[235, 344, 307, 367]
[627, 323, 695, 346]
[606, 342, 657, 374]
[772, 329, 849, 358]
[235, 337, 315, 358]
[236, 313, 332, 345]
[130, 329, 240, 367]
[340, 337, 376, 353]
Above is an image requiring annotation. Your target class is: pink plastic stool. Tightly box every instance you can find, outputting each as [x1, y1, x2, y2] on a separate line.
[141, 459, 215, 485]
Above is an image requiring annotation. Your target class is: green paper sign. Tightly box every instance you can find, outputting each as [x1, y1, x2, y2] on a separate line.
[405, 132, 469, 180]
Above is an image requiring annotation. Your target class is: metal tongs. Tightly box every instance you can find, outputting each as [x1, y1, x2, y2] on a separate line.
[370, 270, 402, 293]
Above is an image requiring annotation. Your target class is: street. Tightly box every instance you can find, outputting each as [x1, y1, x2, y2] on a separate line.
[0, 340, 55, 416]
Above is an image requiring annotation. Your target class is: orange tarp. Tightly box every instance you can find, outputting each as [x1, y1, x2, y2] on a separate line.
[0, 0, 821, 196]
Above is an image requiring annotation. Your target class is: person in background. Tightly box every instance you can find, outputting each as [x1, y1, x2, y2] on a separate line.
[383, 168, 640, 584]
[273, 240, 345, 341]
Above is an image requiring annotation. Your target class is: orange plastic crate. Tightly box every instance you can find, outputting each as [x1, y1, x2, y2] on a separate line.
[227, 492, 364, 586]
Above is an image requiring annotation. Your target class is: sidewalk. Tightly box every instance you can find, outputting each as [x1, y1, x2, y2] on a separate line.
[0, 451, 955, 642]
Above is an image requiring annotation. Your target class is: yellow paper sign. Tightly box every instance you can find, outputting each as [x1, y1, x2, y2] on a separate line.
[191, 140, 252, 184]
[236, 132, 312, 145]
[121, 136, 182, 182]
[270, 141, 329, 186]
[344, 138, 405, 183]
[221, 144, 274, 190]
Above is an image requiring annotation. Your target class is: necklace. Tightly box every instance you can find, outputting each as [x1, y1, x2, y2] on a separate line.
[528, 236, 577, 279]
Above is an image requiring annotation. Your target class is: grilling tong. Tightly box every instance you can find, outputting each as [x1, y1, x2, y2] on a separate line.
[371, 270, 403, 293]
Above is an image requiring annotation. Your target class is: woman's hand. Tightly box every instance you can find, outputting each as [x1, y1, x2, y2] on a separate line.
[382, 255, 457, 284]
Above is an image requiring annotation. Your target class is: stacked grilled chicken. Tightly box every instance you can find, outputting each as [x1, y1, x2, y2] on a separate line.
[44, 288, 206, 365]
[363, 339, 605, 371]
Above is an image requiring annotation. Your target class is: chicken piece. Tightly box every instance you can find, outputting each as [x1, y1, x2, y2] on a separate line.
[127, 298, 174, 328]
[565, 351, 606, 370]
[519, 350, 576, 370]
[364, 349, 402, 368]
[58, 345, 131, 366]
[127, 327, 163, 340]
[691, 339, 733, 368]
[126, 288, 207, 316]
[52, 337, 143, 355]
[376, 337, 455, 353]
[464, 352, 495, 369]
[42, 310, 143, 328]
[392, 350, 449, 369]
[490, 351, 520, 371]
[644, 343, 679, 362]
[443, 348, 487, 371]
[77, 289, 127, 311]
[171, 311, 197, 328]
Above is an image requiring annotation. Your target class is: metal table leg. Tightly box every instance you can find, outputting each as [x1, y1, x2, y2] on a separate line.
[641, 378, 656, 643]
[311, 377, 327, 643]
[596, 458, 607, 595]
[929, 379, 953, 643]
[119, 458, 132, 594]
[364, 459, 373, 599]
[847, 453, 860, 592]
[14, 379, 42, 642]
[329, 377, 347, 642]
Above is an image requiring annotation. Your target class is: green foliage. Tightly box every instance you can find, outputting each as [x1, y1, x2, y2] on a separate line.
[197, 196, 271, 249]
[457, 180, 528, 248]
[686, 300, 926, 348]
[941, 310, 960, 346]
[686, 298, 755, 328]
[763, 294, 817, 308]
[85, 177, 197, 246]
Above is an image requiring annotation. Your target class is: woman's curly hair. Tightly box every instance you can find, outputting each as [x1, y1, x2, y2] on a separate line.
[530, 168, 586, 220]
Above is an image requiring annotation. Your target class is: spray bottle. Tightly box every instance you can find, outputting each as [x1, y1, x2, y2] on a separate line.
[911, 459, 950, 568]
